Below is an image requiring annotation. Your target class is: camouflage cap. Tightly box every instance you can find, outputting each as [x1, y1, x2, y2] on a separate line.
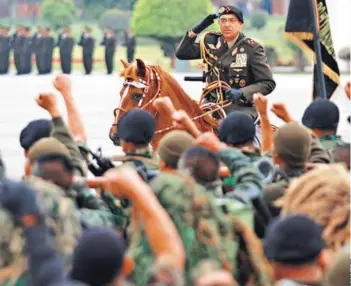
[157, 130, 195, 168]
[28, 137, 71, 163]
[273, 122, 311, 168]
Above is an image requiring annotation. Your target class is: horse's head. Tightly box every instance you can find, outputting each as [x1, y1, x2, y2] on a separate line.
[109, 59, 160, 146]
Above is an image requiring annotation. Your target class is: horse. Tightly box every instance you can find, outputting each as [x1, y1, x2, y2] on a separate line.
[109, 59, 217, 149]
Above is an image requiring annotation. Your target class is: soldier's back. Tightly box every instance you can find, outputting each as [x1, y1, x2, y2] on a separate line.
[128, 171, 238, 285]
[0, 177, 81, 285]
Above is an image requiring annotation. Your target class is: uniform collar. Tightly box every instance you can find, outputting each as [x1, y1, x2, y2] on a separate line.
[126, 146, 153, 158]
[225, 33, 240, 48]
[319, 134, 340, 142]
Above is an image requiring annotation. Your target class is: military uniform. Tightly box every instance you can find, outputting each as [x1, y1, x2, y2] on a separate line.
[302, 98, 344, 162]
[176, 6, 275, 117]
[42, 34, 55, 74]
[263, 124, 331, 218]
[319, 135, 345, 161]
[115, 109, 159, 180]
[78, 31, 95, 75]
[28, 136, 126, 231]
[50, 117, 88, 177]
[0, 177, 82, 285]
[0, 28, 11, 74]
[101, 32, 116, 74]
[58, 32, 75, 74]
[128, 169, 271, 286]
[126, 32, 136, 63]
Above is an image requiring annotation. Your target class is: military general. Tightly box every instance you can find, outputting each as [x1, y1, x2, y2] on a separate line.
[176, 5, 276, 118]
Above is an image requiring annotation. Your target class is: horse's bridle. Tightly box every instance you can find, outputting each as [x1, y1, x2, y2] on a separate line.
[112, 66, 162, 123]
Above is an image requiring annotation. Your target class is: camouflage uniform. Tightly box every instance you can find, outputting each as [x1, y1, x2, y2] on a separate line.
[51, 117, 87, 177]
[65, 179, 127, 230]
[0, 177, 81, 285]
[263, 125, 331, 218]
[114, 109, 159, 180]
[127, 171, 238, 286]
[28, 121, 125, 230]
[302, 98, 343, 163]
[214, 147, 263, 230]
[122, 146, 159, 176]
[319, 135, 345, 162]
[128, 165, 272, 285]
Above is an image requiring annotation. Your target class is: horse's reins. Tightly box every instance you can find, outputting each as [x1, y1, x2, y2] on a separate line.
[113, 66, 229, 135]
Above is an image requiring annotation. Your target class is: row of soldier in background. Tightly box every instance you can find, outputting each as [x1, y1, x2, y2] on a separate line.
[0, 25, 136, 75]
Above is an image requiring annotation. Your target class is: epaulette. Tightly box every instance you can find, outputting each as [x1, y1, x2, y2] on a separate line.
[245, 38, 257, 47]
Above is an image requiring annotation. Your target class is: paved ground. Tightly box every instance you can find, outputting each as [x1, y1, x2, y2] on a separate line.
[0, 72, 349, 179]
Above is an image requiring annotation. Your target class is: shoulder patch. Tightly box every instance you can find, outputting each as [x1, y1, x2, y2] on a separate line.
[246, 38, 257, 47]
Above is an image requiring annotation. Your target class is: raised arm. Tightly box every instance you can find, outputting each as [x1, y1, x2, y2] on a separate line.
[53, 74, 87, 144]
[253, 93, 273, 153]
[104, 167, 185, 270]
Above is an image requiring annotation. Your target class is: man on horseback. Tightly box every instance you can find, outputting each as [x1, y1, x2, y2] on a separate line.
[175, 5, 276, 118]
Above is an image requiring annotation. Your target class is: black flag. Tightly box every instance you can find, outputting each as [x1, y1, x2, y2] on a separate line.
[285, 0, 340, 99]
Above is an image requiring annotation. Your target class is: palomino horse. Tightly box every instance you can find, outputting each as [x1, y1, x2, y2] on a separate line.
[109, 59, 217, 149]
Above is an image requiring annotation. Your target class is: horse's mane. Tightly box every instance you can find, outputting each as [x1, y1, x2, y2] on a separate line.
[154, 65, 205, 116]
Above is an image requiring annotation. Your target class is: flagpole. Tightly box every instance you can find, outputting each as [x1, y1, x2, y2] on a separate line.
[308, 0, 327, 99]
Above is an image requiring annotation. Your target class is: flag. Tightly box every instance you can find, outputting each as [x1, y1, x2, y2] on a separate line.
[285, 0, 340, 99]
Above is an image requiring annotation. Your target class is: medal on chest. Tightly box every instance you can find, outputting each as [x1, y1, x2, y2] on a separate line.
[230, 51, 248, 68]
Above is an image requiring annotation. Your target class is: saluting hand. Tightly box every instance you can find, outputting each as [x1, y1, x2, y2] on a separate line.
[53, 74, 72, 95]
[253, 93, 268, 115]
[270, 102, 293, 123]
[36, 92, 60, 117]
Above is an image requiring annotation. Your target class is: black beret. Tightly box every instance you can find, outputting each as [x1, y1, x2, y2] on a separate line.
[19, 119, 52, 151]
[218, 5, 244, 23]
[264, 215, 325, 264]
[117, 109, 156, 144]
[70, 228, 125, 286]
[218, 111, 255, 145]
[302, 99, 340, 130]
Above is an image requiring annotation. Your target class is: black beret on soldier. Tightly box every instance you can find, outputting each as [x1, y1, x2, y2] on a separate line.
[302, 99, 340, 130]
[117, 109, 156, 145]
[218, 5, 244, 24]
[218, 111, 255, 145]
[20, 119, 52, 151]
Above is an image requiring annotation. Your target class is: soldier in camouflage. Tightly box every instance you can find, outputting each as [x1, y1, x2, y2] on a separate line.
[127, 131, 272, 285]
[113, 109, 159, 180]
[0, 178, 81, 285]
[26, 137, 126, 231]
[302, 98, 345, 162]
[176, 5, 276, 118]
